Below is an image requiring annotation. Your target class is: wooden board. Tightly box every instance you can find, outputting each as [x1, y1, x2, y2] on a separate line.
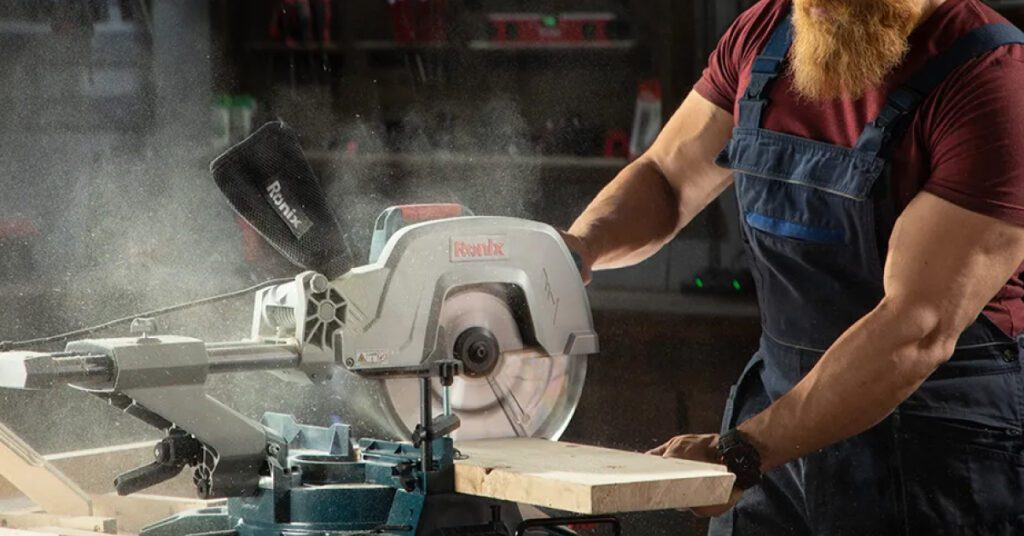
[0, 528, 110, 536]
[0, 510, 115, 534]
[91, 494, 226, 534]
[0, 529, 54, 536]
[0, 424, 91, 516]
[454, 439, 735, 514]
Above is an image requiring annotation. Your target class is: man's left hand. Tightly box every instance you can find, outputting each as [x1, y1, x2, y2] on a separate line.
[646, 433, 744, 517]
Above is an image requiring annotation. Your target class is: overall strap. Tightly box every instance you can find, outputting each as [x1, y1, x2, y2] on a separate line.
[856, 23, 1024, 156]
[738, 14, 794, 129]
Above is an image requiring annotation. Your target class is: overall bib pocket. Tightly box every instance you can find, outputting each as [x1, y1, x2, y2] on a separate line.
[744, 212, 846, 245]
[897, 409, 1024, 534]
[900, 343, 1024, 435]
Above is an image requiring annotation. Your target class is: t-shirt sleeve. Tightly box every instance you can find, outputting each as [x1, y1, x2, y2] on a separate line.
[923, 53, 1024, 228]
[694, 0, 776, 112]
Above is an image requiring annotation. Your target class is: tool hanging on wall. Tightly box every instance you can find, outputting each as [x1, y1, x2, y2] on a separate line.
[386, 0, 449, 88]
[603, 129, 630, 159]
[629, 79, 663, 159]
[486, 12, 622, 44]
[387, 0, 447, 43]
[269, 0, 314, 47]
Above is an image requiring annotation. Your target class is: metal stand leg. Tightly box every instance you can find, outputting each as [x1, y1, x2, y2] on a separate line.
[515, 516, 622, 536]
[420, 376, 433, 477]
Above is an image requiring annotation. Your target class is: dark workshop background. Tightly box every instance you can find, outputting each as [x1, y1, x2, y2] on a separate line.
[2, 1, 1024, 534]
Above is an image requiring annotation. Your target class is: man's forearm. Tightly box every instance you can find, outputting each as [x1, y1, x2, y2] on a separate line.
[737, 299, 958, 471]
[568, 159, 681, 270]
[565, 91, 736, 272]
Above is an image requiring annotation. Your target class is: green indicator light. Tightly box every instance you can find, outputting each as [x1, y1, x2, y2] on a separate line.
[542, 15, 558, 28]
[695, 277, 705, 289]
[732, 280, 742, 291]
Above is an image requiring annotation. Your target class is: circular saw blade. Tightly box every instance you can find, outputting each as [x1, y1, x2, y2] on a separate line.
[383, 287, 587, 441]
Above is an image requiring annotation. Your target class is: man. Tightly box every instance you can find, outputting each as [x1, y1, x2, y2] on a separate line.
[561, 0, 1024, 533]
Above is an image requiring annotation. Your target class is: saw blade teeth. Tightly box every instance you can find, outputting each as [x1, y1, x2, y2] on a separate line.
[380, 287, 587, 441]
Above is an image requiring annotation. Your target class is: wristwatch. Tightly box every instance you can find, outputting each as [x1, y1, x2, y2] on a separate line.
[717, 429, 763, 490]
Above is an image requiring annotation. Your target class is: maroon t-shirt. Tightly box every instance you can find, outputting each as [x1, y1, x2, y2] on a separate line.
[695, 0, 1024, 337]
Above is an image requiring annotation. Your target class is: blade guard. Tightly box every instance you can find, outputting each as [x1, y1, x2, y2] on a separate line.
[334, 217, 598, 375]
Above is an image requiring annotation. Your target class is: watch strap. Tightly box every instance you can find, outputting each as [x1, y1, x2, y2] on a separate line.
[717, 429, 763, 490]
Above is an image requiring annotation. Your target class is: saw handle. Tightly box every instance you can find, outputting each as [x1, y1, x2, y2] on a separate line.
[114, 431, 203, 496]
[114, 460, 186, 496]
[569, 251, 584, 273]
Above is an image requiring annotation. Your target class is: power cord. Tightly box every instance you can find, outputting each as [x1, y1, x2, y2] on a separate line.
[0, 278, 293, 351]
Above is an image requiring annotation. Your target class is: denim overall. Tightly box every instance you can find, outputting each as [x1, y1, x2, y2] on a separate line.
[709, 15, 1024, 535]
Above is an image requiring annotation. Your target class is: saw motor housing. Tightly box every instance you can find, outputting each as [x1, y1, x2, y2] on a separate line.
[249, 216, 598, 379]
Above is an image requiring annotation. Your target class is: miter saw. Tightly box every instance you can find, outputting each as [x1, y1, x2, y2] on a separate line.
[0, 122, 607, 535]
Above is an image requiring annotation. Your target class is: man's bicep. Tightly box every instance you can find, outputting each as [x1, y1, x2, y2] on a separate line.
[644, 90, 736, 222]
[883, 191, 1024, 334]
[925, 57, 1024, 228]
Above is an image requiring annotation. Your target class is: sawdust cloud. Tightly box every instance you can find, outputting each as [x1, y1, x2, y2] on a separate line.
[0, 3, 263, 454]
[0, 2, 546, 455]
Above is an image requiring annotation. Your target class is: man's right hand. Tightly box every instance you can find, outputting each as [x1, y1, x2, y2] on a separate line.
[558, 231, 595, 285]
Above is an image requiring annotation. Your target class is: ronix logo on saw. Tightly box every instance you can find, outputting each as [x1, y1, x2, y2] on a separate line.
[451, 236, 508, 262]
[264, 179, 314, 239]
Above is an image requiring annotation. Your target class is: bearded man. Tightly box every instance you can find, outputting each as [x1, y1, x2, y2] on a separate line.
[561, 0, 1024, 533]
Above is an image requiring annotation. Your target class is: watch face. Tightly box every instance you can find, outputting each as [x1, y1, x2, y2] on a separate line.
[720, 431, 762, 489]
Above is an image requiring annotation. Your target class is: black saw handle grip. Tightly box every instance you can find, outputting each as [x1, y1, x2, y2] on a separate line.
[114, 431, 203, 496]
[114, 460, 186, 496]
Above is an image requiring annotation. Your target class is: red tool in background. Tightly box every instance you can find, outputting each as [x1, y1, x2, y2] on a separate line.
[386, 0, 415, 43]
[417, 0, 447, 42]
[311, 0, 332, 43]
[387, 0, 447, 43]
[629, 79, 663, 160]
[487, 13, 620, 43]
[603, 129, 630, 159]
[269, 0, 332, 46]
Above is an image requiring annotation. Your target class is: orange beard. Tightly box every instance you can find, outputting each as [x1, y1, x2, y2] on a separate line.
[790, 0, 923, 101]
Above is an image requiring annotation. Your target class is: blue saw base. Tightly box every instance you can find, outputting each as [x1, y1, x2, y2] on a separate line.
[138, 413, 517, 536]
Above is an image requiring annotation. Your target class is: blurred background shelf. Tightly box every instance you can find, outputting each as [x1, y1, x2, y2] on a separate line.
[306, 150, 628, 173]
[247, 39, 638, 53]
[467, 39, 637, 51]
[588, 289, 759, 318]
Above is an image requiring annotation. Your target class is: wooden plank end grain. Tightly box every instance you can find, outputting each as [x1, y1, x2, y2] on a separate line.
[454, 438, 735, 514]
[91, 494, 226, 534]
[0, 511, 116, 534]
[0, 425, 91, 516]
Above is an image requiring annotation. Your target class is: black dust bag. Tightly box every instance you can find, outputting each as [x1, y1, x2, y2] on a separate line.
[210, 121, 353, 279]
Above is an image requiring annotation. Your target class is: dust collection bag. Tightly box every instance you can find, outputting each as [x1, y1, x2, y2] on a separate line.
[210, 121, 353, 278]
